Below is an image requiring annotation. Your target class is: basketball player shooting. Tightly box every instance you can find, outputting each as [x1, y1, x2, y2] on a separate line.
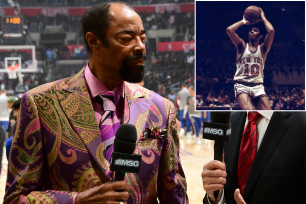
[226, 7, 274, 110]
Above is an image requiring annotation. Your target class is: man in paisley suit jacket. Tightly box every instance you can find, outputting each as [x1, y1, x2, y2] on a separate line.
[4, 2, 188, 204]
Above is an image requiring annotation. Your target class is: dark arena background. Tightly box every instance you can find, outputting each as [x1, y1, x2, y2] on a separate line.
[0, 0, 194, 105]
[196, 1, 305, 110]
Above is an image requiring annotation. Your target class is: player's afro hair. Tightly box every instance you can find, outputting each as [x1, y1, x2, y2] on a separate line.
[248, 22, 266, 36]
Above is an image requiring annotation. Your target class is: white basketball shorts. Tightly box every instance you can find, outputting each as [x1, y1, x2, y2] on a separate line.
[234, 82, 267, 98]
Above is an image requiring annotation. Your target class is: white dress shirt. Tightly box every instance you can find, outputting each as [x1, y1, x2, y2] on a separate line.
[208, 111, 273, 204]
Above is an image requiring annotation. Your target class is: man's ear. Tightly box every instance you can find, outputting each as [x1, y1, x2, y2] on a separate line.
[86, 32, 99, 51]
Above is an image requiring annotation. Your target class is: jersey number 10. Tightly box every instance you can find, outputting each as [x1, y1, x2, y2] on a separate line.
[244, 64, 259, 76]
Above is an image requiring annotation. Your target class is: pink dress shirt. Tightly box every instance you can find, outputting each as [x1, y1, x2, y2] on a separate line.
[84, 63, 125, 125]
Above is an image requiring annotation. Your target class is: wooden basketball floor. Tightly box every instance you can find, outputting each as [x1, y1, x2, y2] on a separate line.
[0, 148, 7, 204]
[180, 136, 214, 204]
[0, 138, 213, 204]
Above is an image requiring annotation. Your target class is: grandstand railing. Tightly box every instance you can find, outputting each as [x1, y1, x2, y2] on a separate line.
[170, 82, 180, 92]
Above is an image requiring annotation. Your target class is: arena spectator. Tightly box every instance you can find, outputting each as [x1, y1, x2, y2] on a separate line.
[0, 89, 9, 131]
[275, 99, 284, 110]
[45, 48, 53, 65]
[0, 124, 4, 175]
[6, 98, 21, 160]
[169, 90, 176, 104]
[5, 96, 18, 139]
[177, 83, 191, 137]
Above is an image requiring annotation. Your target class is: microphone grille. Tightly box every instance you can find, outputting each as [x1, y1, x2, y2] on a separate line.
[114, 124, 138, 154]
[115, 124, 137, 143]
[210, 112, 231, 124]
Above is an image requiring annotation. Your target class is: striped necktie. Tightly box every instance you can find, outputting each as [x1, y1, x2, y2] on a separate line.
[237, 111, 262, 195]
[95, 91, 120, 162]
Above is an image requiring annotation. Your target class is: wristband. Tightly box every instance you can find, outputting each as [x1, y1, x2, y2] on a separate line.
[72, 193, 79, 204]
[242, 19, 246, 25]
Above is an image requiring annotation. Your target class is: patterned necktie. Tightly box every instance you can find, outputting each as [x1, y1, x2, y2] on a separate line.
[95, 91, 120, 162]
[237, 111, 262, 195]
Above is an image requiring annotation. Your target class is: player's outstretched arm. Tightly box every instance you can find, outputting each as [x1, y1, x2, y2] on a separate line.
[226, 16, 252, 50]
[260, 8, 275, 54]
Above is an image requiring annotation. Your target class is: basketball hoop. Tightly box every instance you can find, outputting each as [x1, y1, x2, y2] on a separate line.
[0, 46, 37, 85]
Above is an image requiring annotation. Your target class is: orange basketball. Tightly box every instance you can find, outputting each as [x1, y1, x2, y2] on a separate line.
[244, 6, 261, 23]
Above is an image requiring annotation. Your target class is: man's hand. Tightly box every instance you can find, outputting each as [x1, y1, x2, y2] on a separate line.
[75, 181, 129, 204]
[183, 115, 186, 119]
[201, 156, 226, 204]
[242, 16, 255, 25]
[234, 189, 246, 204]
[259, 7, 265, 20]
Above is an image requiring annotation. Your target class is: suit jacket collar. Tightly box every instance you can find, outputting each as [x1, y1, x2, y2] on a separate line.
[56, 67, 145, 178]
[242, 112, 292, 200]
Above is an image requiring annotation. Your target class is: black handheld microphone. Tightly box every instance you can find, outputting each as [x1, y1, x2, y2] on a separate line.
[202, 112, 231, 203]
[110, 124, 142, 181]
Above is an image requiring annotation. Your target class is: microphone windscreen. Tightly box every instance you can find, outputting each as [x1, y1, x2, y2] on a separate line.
[114, 124, 137, 154]
[210, 112, 231, 124]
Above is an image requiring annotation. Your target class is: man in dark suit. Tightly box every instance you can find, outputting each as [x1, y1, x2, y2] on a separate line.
[202, 111, 306, 204]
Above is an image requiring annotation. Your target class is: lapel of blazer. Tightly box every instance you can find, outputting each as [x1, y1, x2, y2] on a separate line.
[226, 112, 247, 190]
[125, 82, 155, 143]
[56, 68, 112, 177]
[123, 82, 146, 124]
[243, 112, 292, 200]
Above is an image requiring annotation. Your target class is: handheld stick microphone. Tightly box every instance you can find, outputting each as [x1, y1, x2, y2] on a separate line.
[202, 112, 231, 203]
[110, 124, 142, 181]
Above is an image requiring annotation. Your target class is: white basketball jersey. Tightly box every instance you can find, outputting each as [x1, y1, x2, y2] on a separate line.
[234, 43, 264, 84]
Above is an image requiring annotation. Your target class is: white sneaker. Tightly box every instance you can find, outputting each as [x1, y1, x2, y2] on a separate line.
[186, 132, 192, 138]
[197, 138, 202, 145]
[179, 128, 185, 137]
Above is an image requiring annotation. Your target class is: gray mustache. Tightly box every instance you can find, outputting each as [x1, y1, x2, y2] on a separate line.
[126, 54, 147, 62]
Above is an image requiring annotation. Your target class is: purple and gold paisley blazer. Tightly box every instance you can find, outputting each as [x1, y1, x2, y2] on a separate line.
[4, 68, 188, 204]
